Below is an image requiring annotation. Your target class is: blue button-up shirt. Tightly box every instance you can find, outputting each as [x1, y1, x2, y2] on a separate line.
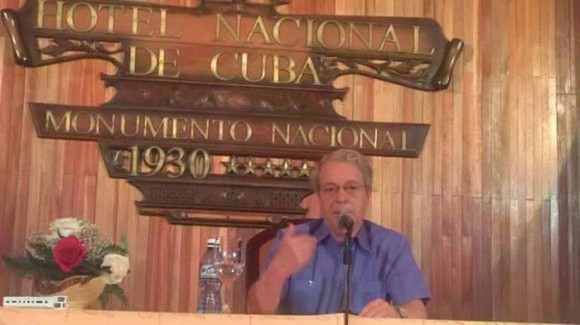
[265, 219, 430, 315]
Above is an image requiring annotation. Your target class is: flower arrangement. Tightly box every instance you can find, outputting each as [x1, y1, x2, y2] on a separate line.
[2, 218, 129, 307]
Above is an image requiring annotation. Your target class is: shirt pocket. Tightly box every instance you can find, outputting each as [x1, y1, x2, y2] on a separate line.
[353, 279, 385, 313]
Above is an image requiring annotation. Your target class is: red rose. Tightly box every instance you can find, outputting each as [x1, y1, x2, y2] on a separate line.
[53, 236, 87, 272]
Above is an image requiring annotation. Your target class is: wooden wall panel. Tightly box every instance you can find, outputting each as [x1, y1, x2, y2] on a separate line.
[0, 0, 578, 323]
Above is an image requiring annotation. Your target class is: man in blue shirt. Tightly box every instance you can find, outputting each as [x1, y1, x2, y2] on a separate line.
[247, 149, 430, 318]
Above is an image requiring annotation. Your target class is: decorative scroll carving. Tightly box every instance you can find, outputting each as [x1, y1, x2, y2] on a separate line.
[101, 77, 346, 119]
[325, 56, 429, 80]
[39, 38, 123, 68]
[316, 38, 464, 91]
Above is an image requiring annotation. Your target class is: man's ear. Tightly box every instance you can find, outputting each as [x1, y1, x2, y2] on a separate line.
[365, 186, 372, 197]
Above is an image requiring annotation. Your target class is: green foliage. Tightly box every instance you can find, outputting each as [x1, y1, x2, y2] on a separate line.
[99, 283, 128, 308]
[2, 251, 65, 281]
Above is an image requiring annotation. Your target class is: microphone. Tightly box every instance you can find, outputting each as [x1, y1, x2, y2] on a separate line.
[338, 213, 354, 324]
[338, 214, 354, 234]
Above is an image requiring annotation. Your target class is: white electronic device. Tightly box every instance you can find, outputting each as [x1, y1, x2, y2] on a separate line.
[2, 295, 68, 309]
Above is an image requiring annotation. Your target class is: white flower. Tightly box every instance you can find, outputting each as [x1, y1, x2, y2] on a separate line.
[100, 254, 130, 284]
[48, 218, 85, 238]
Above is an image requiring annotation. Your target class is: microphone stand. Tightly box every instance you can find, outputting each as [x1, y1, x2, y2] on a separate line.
[342, 227, 353, 325]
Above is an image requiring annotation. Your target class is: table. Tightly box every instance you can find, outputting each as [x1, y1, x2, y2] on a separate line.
[0, 308, 516, 325]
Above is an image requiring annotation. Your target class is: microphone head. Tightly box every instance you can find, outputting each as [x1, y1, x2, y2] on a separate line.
[338, 214, 354, 231]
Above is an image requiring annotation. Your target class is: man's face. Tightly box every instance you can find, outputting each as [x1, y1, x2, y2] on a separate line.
[317, 161, 370, 239]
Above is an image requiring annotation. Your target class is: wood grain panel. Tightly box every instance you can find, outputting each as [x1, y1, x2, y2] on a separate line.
[0, 0, 578, 323]
[572, 2, 580, 323]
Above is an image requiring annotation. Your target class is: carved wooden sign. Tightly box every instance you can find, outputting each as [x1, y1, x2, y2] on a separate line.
[2, 0, 463, 227]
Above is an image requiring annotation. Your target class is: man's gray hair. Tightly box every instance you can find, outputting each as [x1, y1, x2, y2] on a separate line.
[310, 149, 373, 192]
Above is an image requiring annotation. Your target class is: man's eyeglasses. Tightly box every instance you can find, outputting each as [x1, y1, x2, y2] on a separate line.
[320, 183, 365, 197]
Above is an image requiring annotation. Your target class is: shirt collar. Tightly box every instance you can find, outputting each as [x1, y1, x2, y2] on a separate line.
[354, 221, 371, 252]
[311, 219, 371, 252]
[312, 219, 331, 243]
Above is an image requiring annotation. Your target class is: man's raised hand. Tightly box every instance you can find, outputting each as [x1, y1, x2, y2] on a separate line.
[270, 223, 316, 277]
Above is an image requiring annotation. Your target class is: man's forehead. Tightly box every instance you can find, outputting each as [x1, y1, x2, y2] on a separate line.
[320, 179, 363, 187]
[318, 161, 364, 183]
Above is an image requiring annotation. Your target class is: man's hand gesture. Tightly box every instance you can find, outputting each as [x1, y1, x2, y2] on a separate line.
[270, 223, 316, 277]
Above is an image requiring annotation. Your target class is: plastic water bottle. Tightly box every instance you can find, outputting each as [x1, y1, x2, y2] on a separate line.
[197, 238, 222, 313]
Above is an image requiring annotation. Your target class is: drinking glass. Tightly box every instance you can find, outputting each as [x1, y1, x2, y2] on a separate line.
[213, 237, 245, 313]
